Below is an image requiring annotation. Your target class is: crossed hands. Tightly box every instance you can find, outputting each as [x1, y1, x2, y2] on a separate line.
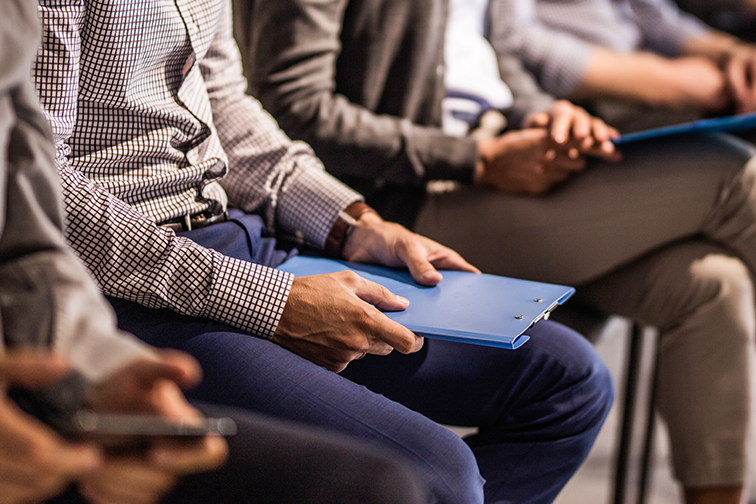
[475, 100, 621, 194]
[273, 212, 480, 372]
[0, 351, 226, 504]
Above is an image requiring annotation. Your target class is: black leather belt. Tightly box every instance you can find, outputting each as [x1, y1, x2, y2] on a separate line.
[160, 210, 230, 233]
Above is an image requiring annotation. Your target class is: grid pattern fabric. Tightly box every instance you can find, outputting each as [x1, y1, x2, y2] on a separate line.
[33, 0, 362, 338]
[488, 0, 707, 97]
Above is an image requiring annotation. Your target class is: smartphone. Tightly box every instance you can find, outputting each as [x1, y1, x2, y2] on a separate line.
[59, 410, 237, 453]
[7, 377, 236, 450]
[69, 410, 238, 438]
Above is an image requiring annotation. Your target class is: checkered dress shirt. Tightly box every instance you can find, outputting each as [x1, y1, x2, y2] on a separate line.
[33, 0, 362, 338]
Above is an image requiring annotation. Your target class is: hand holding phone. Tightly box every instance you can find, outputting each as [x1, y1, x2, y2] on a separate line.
[0, 353, 101, 504]
[76, 352, 231, 504]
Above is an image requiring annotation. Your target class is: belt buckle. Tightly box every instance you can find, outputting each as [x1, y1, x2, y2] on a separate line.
[188, 210, 229, 231]
[160, 210, 228, 232]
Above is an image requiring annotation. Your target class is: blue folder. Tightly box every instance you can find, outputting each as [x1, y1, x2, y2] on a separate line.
[276, 256, 576, 350]
[613, 112, 756, 145]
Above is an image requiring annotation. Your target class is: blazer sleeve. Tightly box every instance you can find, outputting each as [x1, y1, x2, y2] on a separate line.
[238, 0, 479, 186]
[494, 50, 556, 128]
[0, 0, 151, 381]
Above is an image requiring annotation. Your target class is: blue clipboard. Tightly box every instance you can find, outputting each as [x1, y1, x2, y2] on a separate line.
[613, 112, 756, 145]
[276, 256, 575, 350]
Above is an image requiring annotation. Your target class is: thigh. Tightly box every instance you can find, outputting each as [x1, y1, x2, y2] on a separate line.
[109, 298, 484, 504]
[342, 320, 612, 435]
[575, 239, 754, 330]
[343, 320, 613, 504]
[43, 406, 430, 504]
[577, 239, 755, 485]
[164, 404, 430, 504]
[413, 132, 755, 285]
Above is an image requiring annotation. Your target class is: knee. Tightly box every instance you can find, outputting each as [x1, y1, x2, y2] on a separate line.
[684, 254, 755, 338]
[695, 254, 753, 299]
[411, 426, 486, 504]
[523, 321, 615, 436]
[349, 452, 431, 504]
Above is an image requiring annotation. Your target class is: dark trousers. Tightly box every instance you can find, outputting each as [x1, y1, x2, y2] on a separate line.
[106, 210, 614, 504]
[47, 403, 428, 504]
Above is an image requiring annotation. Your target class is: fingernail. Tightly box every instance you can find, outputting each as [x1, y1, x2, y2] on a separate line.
[554, 133, 566, 144]
[569, 148, 579, 159]
[421, 271, 442, 282]
[397, 296, 409, 306]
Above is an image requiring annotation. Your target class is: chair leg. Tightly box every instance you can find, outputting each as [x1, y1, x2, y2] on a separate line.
[636, 337, 659, 504]
[613, 323, 646, 504]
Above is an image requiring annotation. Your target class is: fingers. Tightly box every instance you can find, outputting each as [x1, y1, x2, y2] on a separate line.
[587, 116, 618, 144]
[428, 254, 481, 274]
[273, 272, 423, 371]
[151, 435, 228, 475]
[0, 352, 71, 388]
[398, 248, 444, 287]
[538, 101, 622, 163]
[552, 103, 590, 144]
[396, 237, 480, 286]
[548, 149, 587, 173]
[124, 352, 203, 391]
[0, 398, 101, 503]
[79, 458, 176, 504]
[350, 274, 410, 312]
[341, 274, 421, 355]
[522, 111, 550, 129]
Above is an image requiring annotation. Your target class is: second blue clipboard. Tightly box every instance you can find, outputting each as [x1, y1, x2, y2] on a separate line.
[613, 112, 756, 145]
[276, 256, 576, 350]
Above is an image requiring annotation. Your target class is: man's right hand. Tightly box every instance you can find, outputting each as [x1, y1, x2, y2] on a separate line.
[0, 352, 101, 504]
[272, 271, 423, 373]
[661, 56, 729, 111]
[80, 352, 228, 504]
[475, 128, 587, 194]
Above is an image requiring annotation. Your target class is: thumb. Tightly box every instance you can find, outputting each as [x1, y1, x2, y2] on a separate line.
[0, 352, 71, 389]
[52, 443, 102, 478]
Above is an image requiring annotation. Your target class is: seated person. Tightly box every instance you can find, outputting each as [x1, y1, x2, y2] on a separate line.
[485, 0, 756, 131]
[32, 0, 614, 503]
[0, 3, 428, 504]
[237, 0, 756, 502]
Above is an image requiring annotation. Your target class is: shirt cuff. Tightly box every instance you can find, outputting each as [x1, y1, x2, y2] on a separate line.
[276, 154, 363, 249]
[200, 251, 293, 338]
[409, 127, 478, 183]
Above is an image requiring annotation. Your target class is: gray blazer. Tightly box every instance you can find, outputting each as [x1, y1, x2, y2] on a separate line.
[235, 0, 554, 224]
[0, 0, 149, 382]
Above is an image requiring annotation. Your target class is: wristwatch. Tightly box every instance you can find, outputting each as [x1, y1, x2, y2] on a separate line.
[325, 202, 376, 258]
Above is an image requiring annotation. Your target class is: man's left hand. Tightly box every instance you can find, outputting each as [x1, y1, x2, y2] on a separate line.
[342, 212, 480, 286]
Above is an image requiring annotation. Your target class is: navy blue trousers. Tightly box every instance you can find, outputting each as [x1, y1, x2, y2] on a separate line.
[108, 211, 614, 504]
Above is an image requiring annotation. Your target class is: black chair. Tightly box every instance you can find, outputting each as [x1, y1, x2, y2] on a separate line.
[551, 306, 659, 504]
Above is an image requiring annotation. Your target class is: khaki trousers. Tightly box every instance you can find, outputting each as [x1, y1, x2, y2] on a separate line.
[414, 132, 756, 487]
